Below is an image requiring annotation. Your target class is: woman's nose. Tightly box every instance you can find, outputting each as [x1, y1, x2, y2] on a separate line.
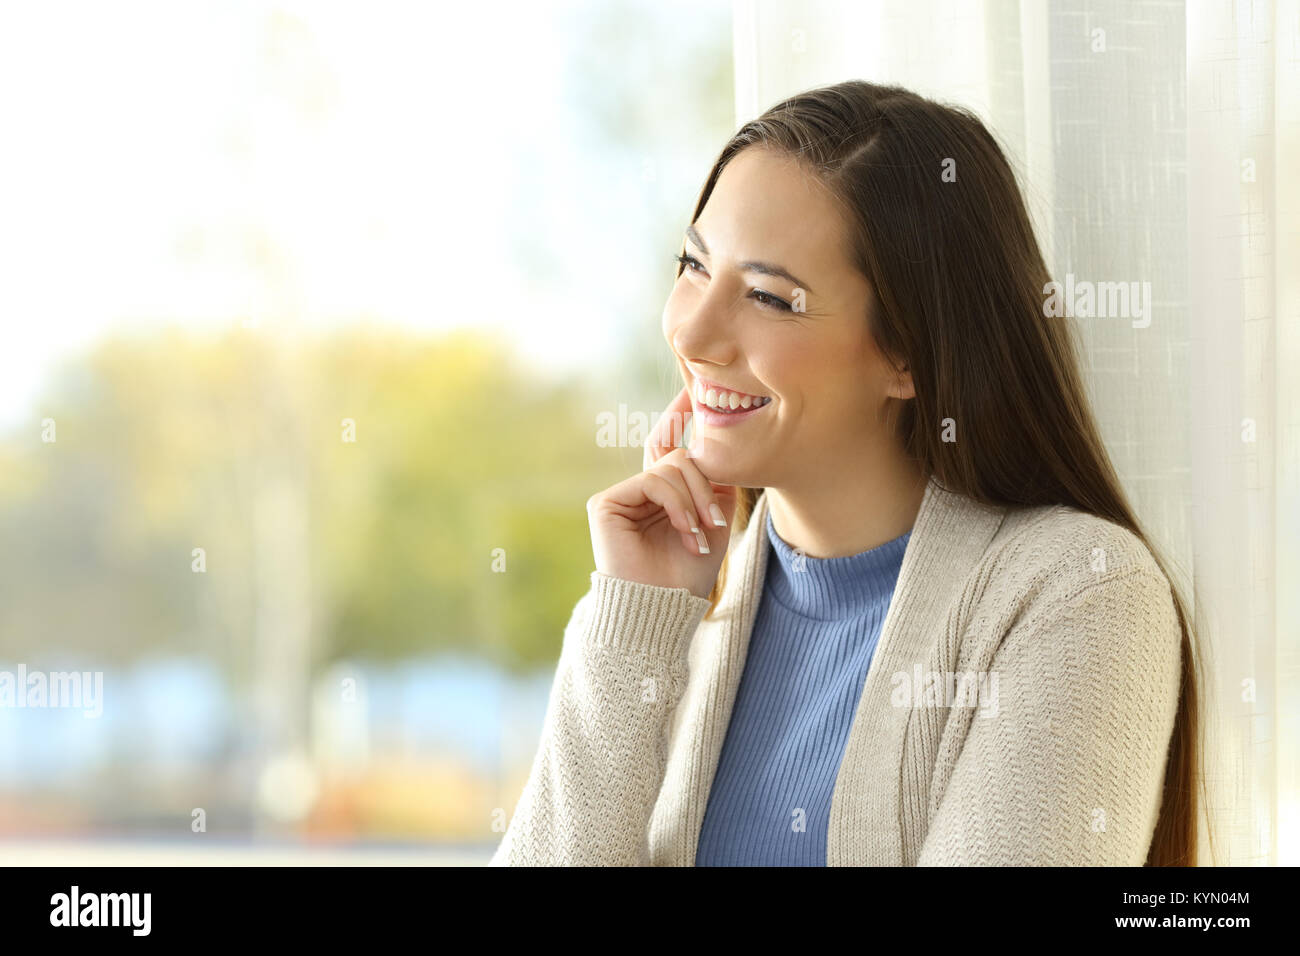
[670, 292, 733, 360]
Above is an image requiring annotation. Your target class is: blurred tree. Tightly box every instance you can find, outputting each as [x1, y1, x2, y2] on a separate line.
[0, 326, 629, 682]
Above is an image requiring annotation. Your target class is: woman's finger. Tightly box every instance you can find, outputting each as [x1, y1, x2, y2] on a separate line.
[643, 385, 694, 471]
[657, 447, 728, 533]
[640, 471, 712, 553]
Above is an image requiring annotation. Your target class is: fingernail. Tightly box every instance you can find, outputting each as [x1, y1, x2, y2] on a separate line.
[695, 530, 710, 554]
[690, 522, 700, 534]
[709, 503, 726, 527]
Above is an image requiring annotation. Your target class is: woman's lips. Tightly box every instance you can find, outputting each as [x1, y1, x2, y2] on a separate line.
[692, 377, 769, 406]
[691, 394, 773, 427]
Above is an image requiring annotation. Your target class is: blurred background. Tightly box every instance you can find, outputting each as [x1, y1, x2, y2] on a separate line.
[0, 0, 1295, 866]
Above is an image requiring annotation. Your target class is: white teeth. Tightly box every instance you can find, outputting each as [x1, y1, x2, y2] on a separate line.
[695, 382, 770, 412]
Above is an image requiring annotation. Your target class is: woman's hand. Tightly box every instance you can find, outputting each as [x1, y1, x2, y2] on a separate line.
[587, 385, 738, 598]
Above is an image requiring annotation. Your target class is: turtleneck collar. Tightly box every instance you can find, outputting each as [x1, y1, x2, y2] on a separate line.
[762, 506, 912, 621]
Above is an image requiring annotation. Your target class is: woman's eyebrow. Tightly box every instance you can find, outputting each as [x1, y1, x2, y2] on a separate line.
[685, 224, 815, 295]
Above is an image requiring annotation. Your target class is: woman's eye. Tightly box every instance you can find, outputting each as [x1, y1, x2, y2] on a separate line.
[674, 253, 792, 313]
[674, 253, 706, 274]
[752, 290, 793, 312]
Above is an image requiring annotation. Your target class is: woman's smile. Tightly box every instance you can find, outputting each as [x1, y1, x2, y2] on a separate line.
[689, 375, 774, 427]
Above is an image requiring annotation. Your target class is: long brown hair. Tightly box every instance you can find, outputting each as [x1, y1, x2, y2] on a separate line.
[678, 80, 1210, 867]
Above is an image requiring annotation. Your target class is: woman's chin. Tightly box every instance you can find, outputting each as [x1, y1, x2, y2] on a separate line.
[685, 437, 755, 487]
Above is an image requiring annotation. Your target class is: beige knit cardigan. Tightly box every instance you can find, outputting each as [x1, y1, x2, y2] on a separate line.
[489, 477, 1182, 866]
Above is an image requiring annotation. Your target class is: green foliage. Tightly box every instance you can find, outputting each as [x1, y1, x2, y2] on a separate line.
[0, 326, 629, 677]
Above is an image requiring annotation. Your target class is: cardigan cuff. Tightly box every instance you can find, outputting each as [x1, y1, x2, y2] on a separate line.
[581, 571, 713, 660]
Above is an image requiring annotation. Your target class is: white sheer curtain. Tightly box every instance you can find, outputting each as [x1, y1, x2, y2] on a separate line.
[733, 0, 1299, 866]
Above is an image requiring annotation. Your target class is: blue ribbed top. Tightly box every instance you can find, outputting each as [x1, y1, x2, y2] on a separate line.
[694, 507, 911, 866]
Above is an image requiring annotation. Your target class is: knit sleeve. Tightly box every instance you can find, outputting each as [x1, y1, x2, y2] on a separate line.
[488, 571, 713, 866]
[915, 567, 1182, 866]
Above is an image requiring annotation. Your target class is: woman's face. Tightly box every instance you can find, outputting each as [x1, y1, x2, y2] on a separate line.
[662, 144, 911, 489]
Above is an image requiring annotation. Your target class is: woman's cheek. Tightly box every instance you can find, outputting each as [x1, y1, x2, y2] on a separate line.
[755, 334, 816, 390]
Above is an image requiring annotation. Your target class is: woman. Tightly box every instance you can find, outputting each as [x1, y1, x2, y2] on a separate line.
[490, 80, 1206, 866]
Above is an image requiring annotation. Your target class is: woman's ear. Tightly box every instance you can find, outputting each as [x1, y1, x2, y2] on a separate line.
[887, 361, 915, 401]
